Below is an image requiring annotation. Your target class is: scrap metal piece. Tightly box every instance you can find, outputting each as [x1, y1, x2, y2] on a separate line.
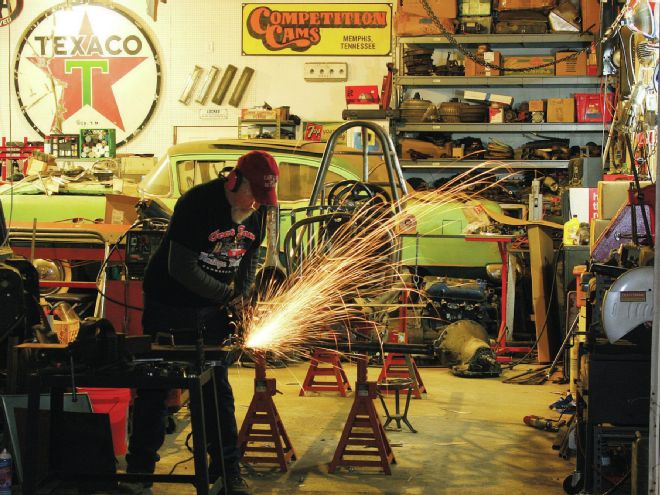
[212, 65, 237, 106]
[228, 67, 255, 108]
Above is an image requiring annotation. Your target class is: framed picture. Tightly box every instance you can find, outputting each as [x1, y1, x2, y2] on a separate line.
[0, 393, 92, 482]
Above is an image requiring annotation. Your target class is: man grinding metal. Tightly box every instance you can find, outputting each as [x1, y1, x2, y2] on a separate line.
[123, 150, 279, 495]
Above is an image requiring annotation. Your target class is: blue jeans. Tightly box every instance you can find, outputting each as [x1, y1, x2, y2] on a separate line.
[125, 297, 240, 477]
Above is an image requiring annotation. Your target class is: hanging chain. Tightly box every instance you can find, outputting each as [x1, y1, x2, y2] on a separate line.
[418, 0, 627, 73]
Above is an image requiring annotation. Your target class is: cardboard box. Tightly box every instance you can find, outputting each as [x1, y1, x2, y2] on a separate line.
[464, 51, 501, 76]
[546, 98, 574, 122]
[555, 51, 587, 76]
[580, 0, 600, 34]
[104, 194, 139, 225]
[240, 108, 278, 120]
[529, 100, 545, 112]
[400, 0, 457, 19]
[496, 0, 556, 10]
[459, 0, 491, 16]
[489, 106, 504, 123]
[504, 56, 554, 75]
[460, 89, 513, 106]
[79, 128, 116, 158]
[394, 10, 456, 36]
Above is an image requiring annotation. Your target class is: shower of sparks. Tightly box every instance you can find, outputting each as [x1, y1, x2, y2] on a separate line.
[240, 163, 515, 358]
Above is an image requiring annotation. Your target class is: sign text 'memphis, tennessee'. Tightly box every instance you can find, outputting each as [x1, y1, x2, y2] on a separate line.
[247, 6, 388, 51]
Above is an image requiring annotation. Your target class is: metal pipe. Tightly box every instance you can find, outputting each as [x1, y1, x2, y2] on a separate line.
[315, 341, 434, 355]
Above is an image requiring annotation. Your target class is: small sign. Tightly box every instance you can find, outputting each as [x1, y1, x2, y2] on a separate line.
[620, 291, 647, 303]
[302, 122, 346, 144]
[200, 108, 229, 120]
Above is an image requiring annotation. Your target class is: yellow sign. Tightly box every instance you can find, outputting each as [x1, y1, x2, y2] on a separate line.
[242, 3, 392, 56]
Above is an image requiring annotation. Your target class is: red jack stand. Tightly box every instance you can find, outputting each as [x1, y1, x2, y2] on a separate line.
[377, 353, 426, 399]
[328, 355, 396, 474]
[377, 292, 427, 399]
[299, 349, 352, 397]
[237, 353, 296, 472]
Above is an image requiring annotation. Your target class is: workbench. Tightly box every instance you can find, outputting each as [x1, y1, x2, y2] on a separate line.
[22, 365, 227, 495]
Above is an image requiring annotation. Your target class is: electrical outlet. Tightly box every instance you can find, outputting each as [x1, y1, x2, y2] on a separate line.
[304, 62, 348, 82]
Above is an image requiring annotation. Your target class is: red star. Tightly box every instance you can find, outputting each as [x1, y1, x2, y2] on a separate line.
[28, 13, 146, 131]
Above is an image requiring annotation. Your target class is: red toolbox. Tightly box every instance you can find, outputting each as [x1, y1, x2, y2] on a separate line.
[575, 92, 614, 123]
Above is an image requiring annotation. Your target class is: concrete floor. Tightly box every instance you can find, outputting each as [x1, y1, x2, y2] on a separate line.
[118, 361, 573, 495]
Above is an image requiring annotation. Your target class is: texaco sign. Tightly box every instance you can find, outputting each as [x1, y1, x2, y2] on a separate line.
[14, 3, 161, 146]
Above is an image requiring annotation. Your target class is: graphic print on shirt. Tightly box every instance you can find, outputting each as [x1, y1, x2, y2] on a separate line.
[200, 225, 256, 274]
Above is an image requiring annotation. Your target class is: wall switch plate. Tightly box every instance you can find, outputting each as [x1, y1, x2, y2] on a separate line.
[304, 62, 348, 81]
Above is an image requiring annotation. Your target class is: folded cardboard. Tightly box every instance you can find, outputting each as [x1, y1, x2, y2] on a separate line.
[546, 98, 574, 122]
[503, 55, 554, 75]
[464, 51, 501, 76]
[555, 51, 587, 76]
[460, 89, 513, 106]
[105, 194, 139, 225]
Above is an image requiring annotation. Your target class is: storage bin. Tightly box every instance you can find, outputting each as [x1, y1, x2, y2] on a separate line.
[78, 387, 131, 456]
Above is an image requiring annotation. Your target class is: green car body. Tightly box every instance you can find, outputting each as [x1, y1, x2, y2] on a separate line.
[1, 139, 501, 272]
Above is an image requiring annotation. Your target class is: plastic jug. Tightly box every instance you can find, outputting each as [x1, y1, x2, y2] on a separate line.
[563, 215, 580, 246]
[0, 449, 12, 495]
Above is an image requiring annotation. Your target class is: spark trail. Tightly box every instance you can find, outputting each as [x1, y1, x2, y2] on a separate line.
[241, 163, 514, 357]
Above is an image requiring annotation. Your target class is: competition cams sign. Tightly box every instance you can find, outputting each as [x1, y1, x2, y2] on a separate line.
[242, 3, 392, 56]
[14, 3, 161, 146]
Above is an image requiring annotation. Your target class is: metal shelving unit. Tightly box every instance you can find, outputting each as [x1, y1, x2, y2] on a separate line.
[397, 122, 605, 132]
[237, 118, 297, 139]
[399, 159, 572, 170]
[398, 33, 594, 46]
[393, 32, 602, 175]
[395, 76, 601, 87]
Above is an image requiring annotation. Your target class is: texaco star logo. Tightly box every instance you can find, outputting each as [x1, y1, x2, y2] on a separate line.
[0, 0, 23, 27]
[14, 3, 161, 147]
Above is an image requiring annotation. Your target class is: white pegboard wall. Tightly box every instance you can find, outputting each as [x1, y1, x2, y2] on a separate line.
[0, 0, 392, 158]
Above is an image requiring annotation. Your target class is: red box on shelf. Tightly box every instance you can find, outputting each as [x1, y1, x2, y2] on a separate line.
[345, 85, 380, 105]
[575, 93, 614, 123]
